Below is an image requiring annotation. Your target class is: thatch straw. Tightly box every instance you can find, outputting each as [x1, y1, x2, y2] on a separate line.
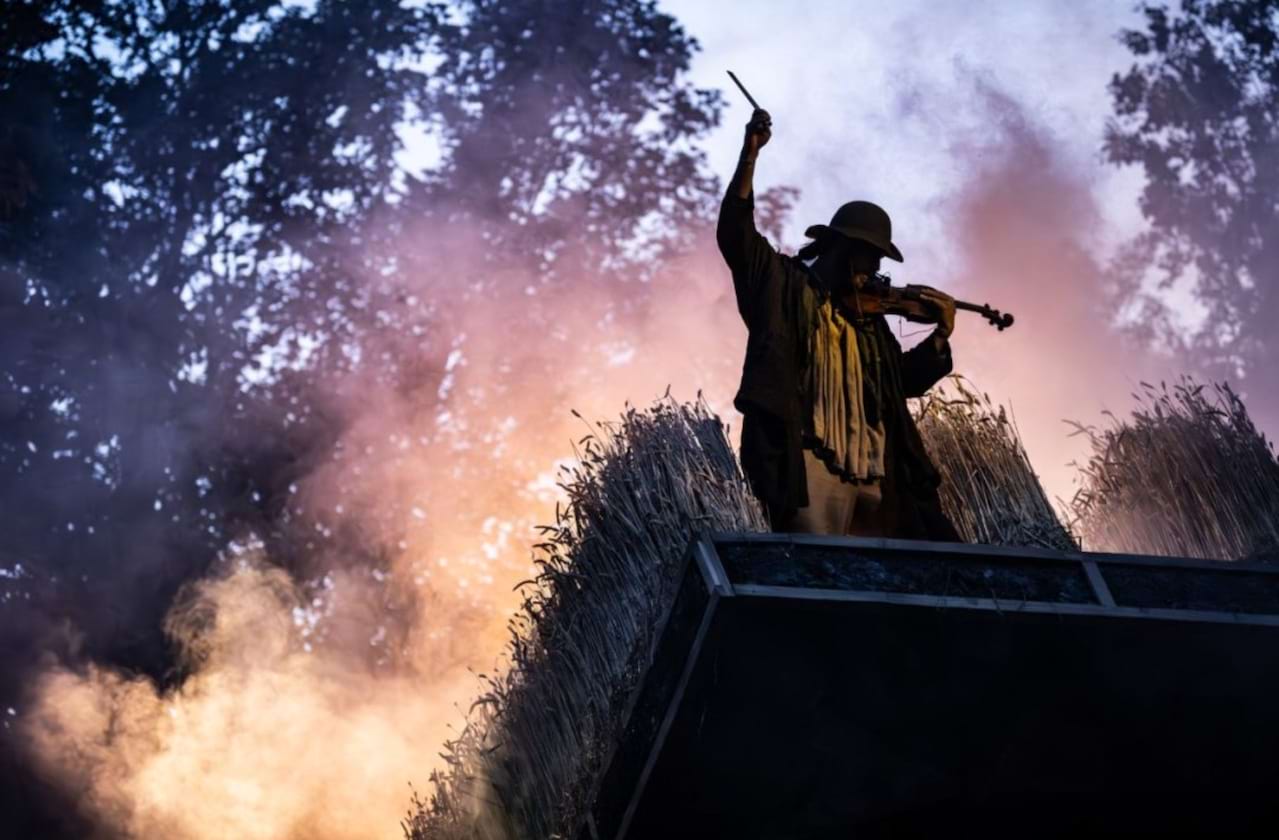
[405, 375, 1279, 836]
[914, 375, 1078, 551]
[1066, 377, 1279, 561]
[403, 395, 767, 840]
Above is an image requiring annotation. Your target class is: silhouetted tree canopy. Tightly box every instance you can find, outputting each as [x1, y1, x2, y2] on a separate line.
[1, 0, 451, 677]
[0, 6, 722, 831]
[1105, 1, 1279, 416]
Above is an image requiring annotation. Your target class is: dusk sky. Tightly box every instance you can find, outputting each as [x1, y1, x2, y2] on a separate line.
[669, 0, 1146, 250]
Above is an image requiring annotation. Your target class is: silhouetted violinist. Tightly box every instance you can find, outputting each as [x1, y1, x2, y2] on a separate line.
[718, 70, 964, 542]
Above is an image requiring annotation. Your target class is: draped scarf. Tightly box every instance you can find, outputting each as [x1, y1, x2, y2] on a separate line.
[803, 293, 887, 482]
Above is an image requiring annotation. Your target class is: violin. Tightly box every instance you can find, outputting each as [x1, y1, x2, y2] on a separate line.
[840, 274, 1015, 331]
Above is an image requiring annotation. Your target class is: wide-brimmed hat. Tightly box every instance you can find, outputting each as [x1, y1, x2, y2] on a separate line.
[804, 200, 903, 262]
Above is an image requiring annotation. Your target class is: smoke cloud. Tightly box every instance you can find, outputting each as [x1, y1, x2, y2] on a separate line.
[17, 207, 750, 837]
[920, 76, 1177, 511]
[25, 559, 480, 839]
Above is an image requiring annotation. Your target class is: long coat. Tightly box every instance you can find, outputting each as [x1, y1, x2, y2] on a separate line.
[716, 191, 961, 541]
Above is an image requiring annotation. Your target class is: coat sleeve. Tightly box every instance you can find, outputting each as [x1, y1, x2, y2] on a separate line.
[716, 191, 782, 330]
[900, 334, 953, 398]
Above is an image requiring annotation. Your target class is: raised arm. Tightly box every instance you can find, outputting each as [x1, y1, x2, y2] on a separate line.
[728, 108, 770, 200]
[717, 109, 781, 328]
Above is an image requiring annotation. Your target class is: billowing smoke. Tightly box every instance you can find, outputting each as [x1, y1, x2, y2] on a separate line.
[907, 76, 1177, 511]
[16, 206, 752, 837]
[25, 559, 480, 839]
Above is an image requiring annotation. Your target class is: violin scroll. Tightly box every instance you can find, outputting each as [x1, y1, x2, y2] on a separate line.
[978, 304, 1014, 331]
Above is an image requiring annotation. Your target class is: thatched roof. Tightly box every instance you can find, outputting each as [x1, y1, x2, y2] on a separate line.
[404, 397, 767, 839]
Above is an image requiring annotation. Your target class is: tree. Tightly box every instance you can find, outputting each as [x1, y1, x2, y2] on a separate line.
[1, 2, 726, 831]
[1105, 1, 1279, 419]
[0, 0, 449, 679]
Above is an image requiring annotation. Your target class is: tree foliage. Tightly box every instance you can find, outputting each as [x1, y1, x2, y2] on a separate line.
[0, 0, 720, 690]
[2, 1, 724, 832]
[419, 0, 722, 272]
[1, 0, 448, 677]
[1105, 1, 1279, 415]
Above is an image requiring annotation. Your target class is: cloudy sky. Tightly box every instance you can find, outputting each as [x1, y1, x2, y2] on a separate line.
[667, 0, 1146, 250]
